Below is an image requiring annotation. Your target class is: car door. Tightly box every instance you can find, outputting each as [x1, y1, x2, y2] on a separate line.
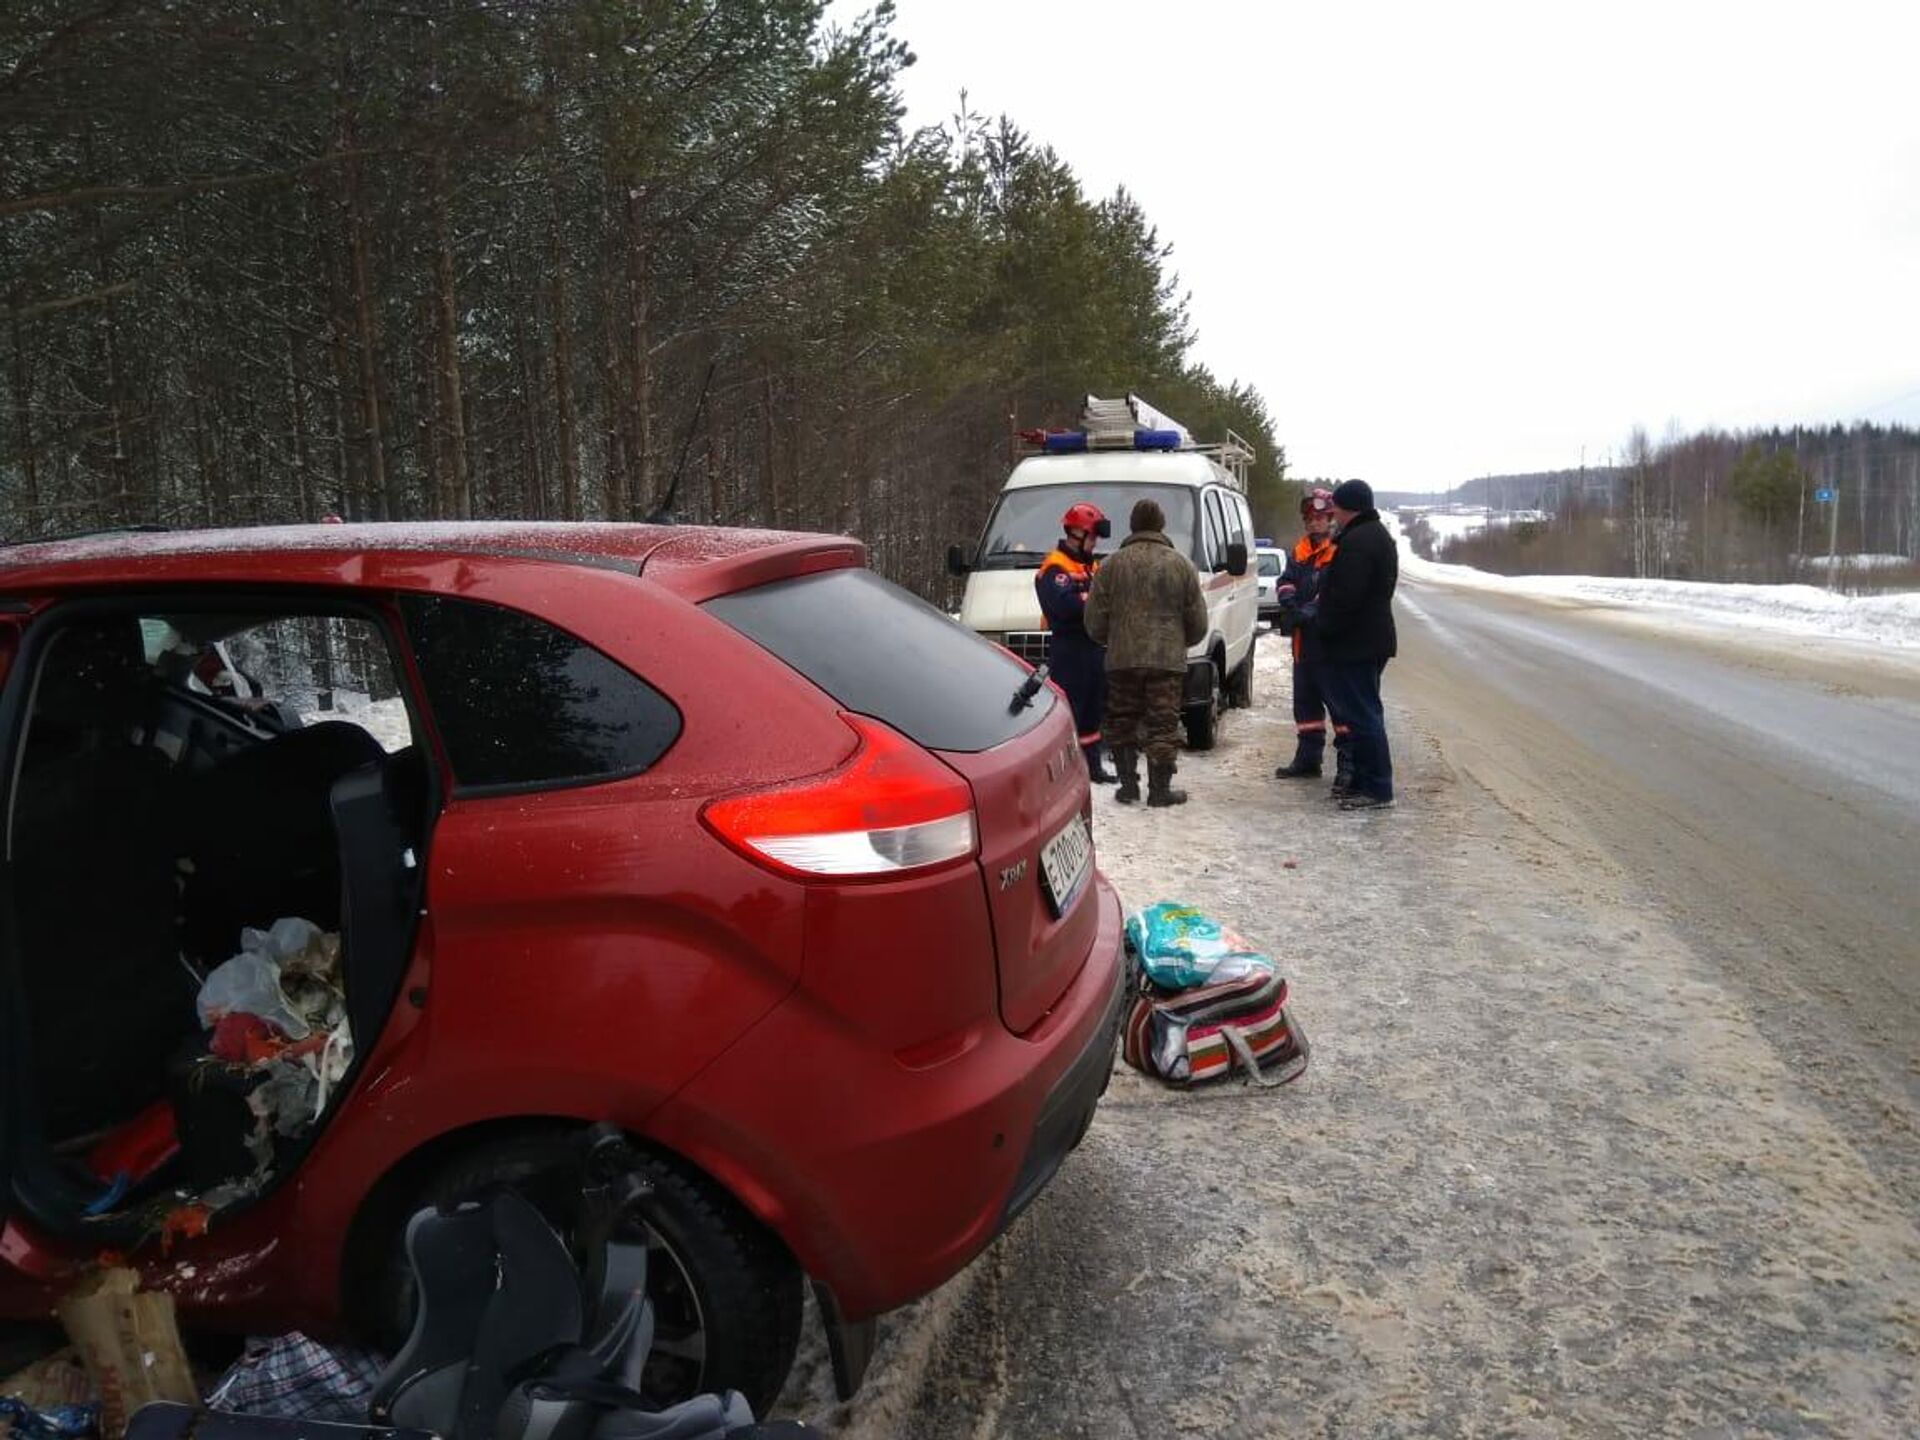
[1221, 491, 1257, 666]
[1199, 489, 1232, 655]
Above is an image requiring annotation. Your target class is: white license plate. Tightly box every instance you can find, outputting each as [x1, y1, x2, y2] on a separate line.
[1039, 813, 1093, 917]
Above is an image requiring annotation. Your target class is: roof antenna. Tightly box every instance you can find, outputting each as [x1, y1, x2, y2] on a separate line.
[645, 360, 718, 525]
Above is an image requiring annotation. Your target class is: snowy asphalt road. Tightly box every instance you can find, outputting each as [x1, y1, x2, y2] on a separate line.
[1398, 577, 1920, 1112]
[775, 585, 1920, 1438]
[1400, 581, 1920, 819]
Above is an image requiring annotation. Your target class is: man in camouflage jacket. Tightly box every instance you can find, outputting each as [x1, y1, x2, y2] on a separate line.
[1085, 497, 1208, 806]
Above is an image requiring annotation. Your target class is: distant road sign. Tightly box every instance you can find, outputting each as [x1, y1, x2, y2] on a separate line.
[1814, 487, 1836, 502]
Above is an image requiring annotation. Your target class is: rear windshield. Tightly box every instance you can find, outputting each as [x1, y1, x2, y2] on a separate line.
[703, 568, 1055, 753]
[974, 483, 1197, 570]
[1257, 552, 1283, 577]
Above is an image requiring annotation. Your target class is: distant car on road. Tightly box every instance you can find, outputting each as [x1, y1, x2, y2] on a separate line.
[1256, 543, 1288, 621]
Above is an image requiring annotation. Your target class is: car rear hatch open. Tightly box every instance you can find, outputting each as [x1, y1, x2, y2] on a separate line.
[702, 566, 1096, 1033]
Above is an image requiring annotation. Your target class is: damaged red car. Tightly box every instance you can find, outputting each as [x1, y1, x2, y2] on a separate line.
[0, 522, 1127, 1413]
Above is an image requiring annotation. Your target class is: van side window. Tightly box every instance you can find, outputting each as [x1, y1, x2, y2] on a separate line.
[1202, 492, 1228, 571]
[1228, 493, 1251, 547]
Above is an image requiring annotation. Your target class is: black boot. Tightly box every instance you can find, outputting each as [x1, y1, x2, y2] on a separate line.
[1330, 745, 1355, 800]
[1113, 747, 1142, 804]
[1085, 743, 1116, 785]
[1147, 758, 1188, 807]
[1274, 750, 1323, 779]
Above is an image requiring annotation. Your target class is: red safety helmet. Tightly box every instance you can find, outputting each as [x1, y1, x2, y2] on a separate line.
[1301, 488, 1335, 517]
[1062, 502, 1110, 538]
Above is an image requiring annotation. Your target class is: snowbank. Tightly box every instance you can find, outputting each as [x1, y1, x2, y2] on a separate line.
[1386, 515, 1920, 650]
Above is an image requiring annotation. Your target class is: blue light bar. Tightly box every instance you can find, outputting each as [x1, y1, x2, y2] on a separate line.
[1133, 428, 1182, 451]
[1041, 431, 1089, 454]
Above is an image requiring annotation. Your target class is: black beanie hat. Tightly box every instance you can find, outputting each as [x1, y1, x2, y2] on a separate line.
[1331, 479, 1373, 511]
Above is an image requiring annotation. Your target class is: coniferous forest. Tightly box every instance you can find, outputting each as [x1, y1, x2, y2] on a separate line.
[0, 1, 1290, 597]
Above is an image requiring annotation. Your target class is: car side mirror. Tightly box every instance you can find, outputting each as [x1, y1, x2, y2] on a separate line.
[946, 543, 972, 577]
[1225, 541, 1249, 577]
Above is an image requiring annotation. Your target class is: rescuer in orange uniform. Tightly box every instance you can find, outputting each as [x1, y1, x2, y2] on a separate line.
[1036, 501, 1114, 783]
[1273, 487, 1353, 795]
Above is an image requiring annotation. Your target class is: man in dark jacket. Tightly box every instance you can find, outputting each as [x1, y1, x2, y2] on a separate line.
[1311, 479, 1398, 810]
[1085, 498, 1208, 807]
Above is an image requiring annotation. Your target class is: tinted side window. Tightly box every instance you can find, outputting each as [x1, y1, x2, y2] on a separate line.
[704, 567, 1053, 753]
[399, 595, 680, 790]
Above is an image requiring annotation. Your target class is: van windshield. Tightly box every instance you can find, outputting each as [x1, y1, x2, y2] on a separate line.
[973, 484, 1198, 569]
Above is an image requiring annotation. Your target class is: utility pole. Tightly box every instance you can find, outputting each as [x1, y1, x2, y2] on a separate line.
[1826, 477, 1840, 593]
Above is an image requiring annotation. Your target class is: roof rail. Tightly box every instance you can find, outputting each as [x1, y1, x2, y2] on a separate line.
[1192, 428, 1256, 491]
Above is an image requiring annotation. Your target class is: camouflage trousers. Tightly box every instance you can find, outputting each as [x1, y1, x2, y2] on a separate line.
[1105, 667, 1185, 765]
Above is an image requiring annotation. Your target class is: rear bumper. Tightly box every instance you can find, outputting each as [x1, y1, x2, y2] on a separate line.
[997, 935, 1128, 1228]
[643, 872, 1127, 1321]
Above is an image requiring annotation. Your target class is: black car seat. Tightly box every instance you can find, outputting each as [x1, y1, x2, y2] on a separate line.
[330, 750, 427, 1057]
[177, 721, 387, 963]
[369, 1190, 760, 1440]
[10, 619, 197, 1140]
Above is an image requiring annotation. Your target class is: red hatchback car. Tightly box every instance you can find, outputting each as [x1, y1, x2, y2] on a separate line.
[0, 523, 1126, 1412]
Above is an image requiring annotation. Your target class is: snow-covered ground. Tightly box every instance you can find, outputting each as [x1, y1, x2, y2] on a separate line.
[1386, 514, 1920, 651]
[299, 694, 414, 751]
[1400, 507, 1546, 547]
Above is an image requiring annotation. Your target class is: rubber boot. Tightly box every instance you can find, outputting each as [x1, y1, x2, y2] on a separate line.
[1330, 744, 1355, 800]
[1273, 744, 1323, 779]
[1147, 758, 1188, 807]
[1113, 747, 1142, 805]
[1085, 743, 1116, 785]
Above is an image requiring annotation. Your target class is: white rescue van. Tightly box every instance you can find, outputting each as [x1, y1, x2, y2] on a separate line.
[947, 396, 1259, 749]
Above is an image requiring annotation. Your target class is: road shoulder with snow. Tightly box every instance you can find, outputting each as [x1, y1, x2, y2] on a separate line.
[778, 623, 1920, 1437]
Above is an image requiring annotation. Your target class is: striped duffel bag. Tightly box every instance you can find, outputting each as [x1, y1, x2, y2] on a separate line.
[1122, 967, 1310, 1087]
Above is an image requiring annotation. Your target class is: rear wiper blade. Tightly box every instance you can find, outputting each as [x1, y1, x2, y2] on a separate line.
[1009, 662, 1052, 714]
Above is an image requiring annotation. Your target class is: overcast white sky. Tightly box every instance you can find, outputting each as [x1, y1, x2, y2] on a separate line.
[827, 0, 1920, 492]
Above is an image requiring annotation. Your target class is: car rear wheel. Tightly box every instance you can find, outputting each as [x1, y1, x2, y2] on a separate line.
[374, 1132, 804, 1417]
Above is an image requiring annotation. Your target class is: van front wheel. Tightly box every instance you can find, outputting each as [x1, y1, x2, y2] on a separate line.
[1183, 668, 1220, 750]
[1226, 646, 1255, 709]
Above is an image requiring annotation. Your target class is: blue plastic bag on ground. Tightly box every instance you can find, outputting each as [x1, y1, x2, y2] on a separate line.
[1124, 902, 1274, 991]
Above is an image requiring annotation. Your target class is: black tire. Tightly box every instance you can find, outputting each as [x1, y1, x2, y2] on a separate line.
[1227, 644, 1255, 709]
[1183, 665, 1219, 750]
[372, 1132, 803, 1417]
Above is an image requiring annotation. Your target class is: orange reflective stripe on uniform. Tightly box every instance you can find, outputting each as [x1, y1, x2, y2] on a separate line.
[1297, 720, 1326, 734]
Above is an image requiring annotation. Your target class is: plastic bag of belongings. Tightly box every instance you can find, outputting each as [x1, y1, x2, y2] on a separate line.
[1121, 902, 1310, 1087]
[78, 917, 354, 1228]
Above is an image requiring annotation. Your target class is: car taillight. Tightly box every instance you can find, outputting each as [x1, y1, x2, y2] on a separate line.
[700, 713, 977, 879]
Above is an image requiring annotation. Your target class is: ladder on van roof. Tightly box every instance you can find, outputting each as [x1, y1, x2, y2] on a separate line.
[1012, 394, 1256, 492]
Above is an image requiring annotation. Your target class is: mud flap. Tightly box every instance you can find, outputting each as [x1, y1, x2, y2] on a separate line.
[812, 1282, 878, 1402]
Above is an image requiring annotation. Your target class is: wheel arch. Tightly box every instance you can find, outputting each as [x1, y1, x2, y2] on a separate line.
[338, 1114, 802, 1337]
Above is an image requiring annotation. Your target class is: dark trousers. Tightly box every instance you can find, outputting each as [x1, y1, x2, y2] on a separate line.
[1318, 659, 1392, 799]
[1048, 632, 1106, 757]
[1105, 668, 1184, 765]
[1290, 659, 1349, 763]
